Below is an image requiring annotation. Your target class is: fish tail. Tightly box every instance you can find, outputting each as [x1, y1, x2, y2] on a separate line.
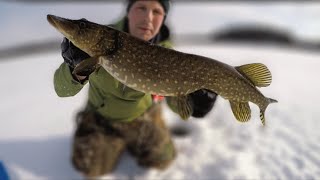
[268, 98, 278, 104]
[260, 97, 278, 126]
[259, 110, 266, 126]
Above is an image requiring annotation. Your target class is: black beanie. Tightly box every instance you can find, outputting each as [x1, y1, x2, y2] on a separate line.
[126, 0, 170, 15]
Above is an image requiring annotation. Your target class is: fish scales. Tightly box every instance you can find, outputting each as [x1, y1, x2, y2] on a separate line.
[107, 37, 209, 96]
[103, 33, 273, 123]
[47, 14, 277, 125]
[114, 34, 267, 110]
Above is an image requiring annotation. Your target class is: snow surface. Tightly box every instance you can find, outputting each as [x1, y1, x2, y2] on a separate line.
[0, 43, 320, 179]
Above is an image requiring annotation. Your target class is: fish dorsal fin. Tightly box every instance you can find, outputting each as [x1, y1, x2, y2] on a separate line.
[235, 63, 272, 87]
[229, 101, 251, 122]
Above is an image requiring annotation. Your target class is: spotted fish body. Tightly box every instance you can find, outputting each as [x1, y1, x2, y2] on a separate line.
[47, 14, 277, 125]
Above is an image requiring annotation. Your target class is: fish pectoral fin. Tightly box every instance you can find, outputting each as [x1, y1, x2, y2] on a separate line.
[73, 56, 102, 76]
[176, 95, 193, 120]
[229, 101, 251, 122]
[235, 63, 272, 87]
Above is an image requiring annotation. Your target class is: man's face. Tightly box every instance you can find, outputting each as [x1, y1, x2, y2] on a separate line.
[127, 0, 165, 41]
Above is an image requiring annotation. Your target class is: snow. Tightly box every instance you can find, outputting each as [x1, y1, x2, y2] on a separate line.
[0, 43, 320, 180]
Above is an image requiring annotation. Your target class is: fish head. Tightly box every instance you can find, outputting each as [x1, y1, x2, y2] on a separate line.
[47, 14, 107, 56]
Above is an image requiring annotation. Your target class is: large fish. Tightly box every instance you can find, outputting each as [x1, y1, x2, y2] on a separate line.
[47, 14, 277, 125]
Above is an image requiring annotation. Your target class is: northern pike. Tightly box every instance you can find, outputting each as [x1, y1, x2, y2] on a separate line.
[47, 14, 277, 125]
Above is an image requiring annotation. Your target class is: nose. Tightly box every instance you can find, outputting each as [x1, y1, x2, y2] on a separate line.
[144, 10, 153, 22]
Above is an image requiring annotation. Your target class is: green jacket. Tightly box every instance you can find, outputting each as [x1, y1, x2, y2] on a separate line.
[54, 18, 174, 122]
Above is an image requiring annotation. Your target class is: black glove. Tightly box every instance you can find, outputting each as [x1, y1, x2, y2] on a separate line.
[189, 89, 217, 118]
[61, 37, 90, 69]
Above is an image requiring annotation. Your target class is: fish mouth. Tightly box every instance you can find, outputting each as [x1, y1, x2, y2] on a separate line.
[47, 14, 62, 29]
[47, 14, 75, 38]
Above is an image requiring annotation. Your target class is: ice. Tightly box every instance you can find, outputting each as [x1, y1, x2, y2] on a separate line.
[0, 43, 319, 179]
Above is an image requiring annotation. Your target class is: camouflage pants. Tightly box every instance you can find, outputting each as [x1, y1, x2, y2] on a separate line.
[71, 103, 176, 178]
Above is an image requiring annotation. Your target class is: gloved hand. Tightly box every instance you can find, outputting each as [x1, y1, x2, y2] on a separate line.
[61, 37, 90, 69]
[188, 89, 217, 118]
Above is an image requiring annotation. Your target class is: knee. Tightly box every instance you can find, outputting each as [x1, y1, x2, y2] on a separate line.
[72, 130, 126, 177]
[137, 140, 177, 170]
